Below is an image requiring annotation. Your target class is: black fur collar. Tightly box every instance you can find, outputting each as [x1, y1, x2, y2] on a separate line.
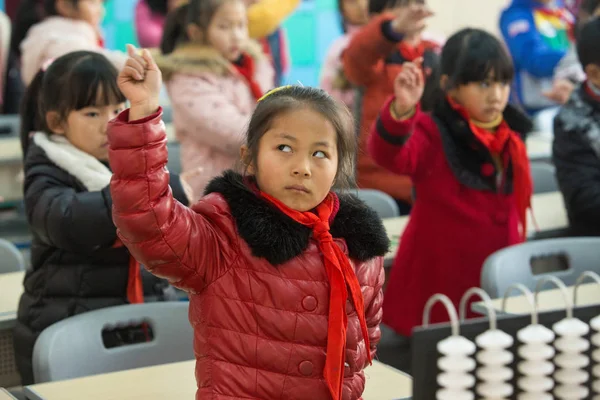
[204, 171, 390, 265]
[433, 98, 532, 192]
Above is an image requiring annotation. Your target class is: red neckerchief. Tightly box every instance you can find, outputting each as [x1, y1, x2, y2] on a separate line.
[398, 40, 427, 62]
[447, 96, 532, 239]
[259, 191, 371, 400]
[233, 53, 263, 101]
[113, 239, 144, 304]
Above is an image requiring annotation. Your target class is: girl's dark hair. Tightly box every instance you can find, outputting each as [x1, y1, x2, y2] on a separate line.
[11, 0, 79, 58]
[20, 51, 126, 156]
[242, 86, 357, 190]
[146, 0, 169, 15]
[161, 0, 237, 54]
[581, 0, 600, 15]
[576, 0, 600, 39]
[368, 0, 423, 14]
[441, 28, 514, 88]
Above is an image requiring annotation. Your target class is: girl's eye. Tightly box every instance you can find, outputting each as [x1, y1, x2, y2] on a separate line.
[86, 112, 99, 117]
[313, 150, 327, 159]
[114, 108, 124, 114]
[278, 144, 292, 153]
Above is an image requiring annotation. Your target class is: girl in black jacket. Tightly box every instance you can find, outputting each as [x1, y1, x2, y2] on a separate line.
[14, 51, 191, 384]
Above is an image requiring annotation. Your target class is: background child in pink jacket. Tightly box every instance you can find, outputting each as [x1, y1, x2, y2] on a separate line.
[156, 0, 273, 198]
[320, 0, 369, 111]
[12, 0, 127, 86]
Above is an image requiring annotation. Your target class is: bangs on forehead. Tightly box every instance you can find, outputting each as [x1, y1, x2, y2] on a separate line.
[69, 57, 126, 110]
[450, 33, 514, 86]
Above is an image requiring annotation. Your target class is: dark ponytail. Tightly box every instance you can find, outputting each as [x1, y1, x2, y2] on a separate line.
[10, 0, 79, 58]
[19, 70, 45, 156]
[160, 3, 190, 54]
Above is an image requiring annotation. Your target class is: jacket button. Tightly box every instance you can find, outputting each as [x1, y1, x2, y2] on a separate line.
[302, 296, 317, 311]
[494, 212, 508, 224]
[299, 360, 313, 376]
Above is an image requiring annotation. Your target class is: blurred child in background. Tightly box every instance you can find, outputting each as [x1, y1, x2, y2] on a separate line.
[157, 0, 273, 198]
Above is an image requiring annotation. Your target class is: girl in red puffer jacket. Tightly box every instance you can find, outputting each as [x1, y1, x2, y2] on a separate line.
[107, 45, 389, 400]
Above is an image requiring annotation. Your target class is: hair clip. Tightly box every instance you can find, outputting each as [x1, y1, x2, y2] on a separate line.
[257, 85, 293, 102]
[42, 58, 55, 72]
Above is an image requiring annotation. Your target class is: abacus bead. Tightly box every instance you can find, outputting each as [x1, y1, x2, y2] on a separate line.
[554, 336, 590, 353]
[476, 330, 514, 349]
[476, 366, 513, 382]
[517, 393, 553, 400]
[476, 349, 513, 365]
[554, 384, 589, 399]
[438, 356, 476, 372]
[436, 389, 474, 400]
[438, 336, 476, 356]
[554, 353, 589, 369]
[518, 376, 554, 392]
[477, 382, 513, 398]
[518, 343, 555, 360]
[554, 369, 589, 385]
[517, 360, 554, 376]
[517, 325, 555, 344]
[438, 372, 475, 389]
[553, 318, 590, 337]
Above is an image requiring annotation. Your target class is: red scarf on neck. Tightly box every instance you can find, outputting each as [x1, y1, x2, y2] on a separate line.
[447, 96, 532, 240]
[259, 191, 371, 400]
[113, 239, 144, 304]
[233, 53, 264, 101]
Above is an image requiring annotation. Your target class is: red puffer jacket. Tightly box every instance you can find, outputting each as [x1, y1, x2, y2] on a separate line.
[107, 109, 389, 400]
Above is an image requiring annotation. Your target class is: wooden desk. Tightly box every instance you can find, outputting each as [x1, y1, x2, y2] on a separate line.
[528, 191, 567, 234]
[382, 216, 408, 267]
[24, 360, 412, 400]
[0, 389, 17, 399]
[0, 271, 24, 329]
[0, 136, 21, 163]
[526, 134, 552, 161]
[380, 191, 567, 268]
[473, 282, 600, 316]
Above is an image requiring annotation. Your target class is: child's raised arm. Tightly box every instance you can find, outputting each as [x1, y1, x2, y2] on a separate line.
[108, 45, 236, 292]
[343, 5, 433, 87]
[368, 59, 435, 178]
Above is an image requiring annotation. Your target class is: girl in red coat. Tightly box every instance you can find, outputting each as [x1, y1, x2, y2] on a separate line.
[108, 45, 389, 400]
[368, 29, 533, 339]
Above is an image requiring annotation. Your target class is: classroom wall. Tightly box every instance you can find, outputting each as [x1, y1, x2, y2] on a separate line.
[81, 0, 510, 86]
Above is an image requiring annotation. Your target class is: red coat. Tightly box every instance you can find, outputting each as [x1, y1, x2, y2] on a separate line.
[343, 14, 440, 202]
[107, 110, 389, 400]
[368, 97, 531, 336]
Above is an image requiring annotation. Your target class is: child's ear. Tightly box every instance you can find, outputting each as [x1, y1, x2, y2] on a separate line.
[46, 111, 66, 135]
[585, 64, 600, 83]
[186, 23, 204, 43]
[439, 74, 449, 90]
[240, 145, 255, 175]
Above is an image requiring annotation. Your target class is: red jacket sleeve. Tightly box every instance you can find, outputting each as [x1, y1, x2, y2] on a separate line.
[367, 96, 435, 179]
[108, 108, 236, 293]
[342, 13, 398, 87]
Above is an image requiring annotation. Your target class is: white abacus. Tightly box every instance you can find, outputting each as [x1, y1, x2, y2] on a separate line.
[422, 293, 476, 400]
[536, 276, 590, 400]
[574, 272, 600, 400]
[460, 288, 514, 400]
